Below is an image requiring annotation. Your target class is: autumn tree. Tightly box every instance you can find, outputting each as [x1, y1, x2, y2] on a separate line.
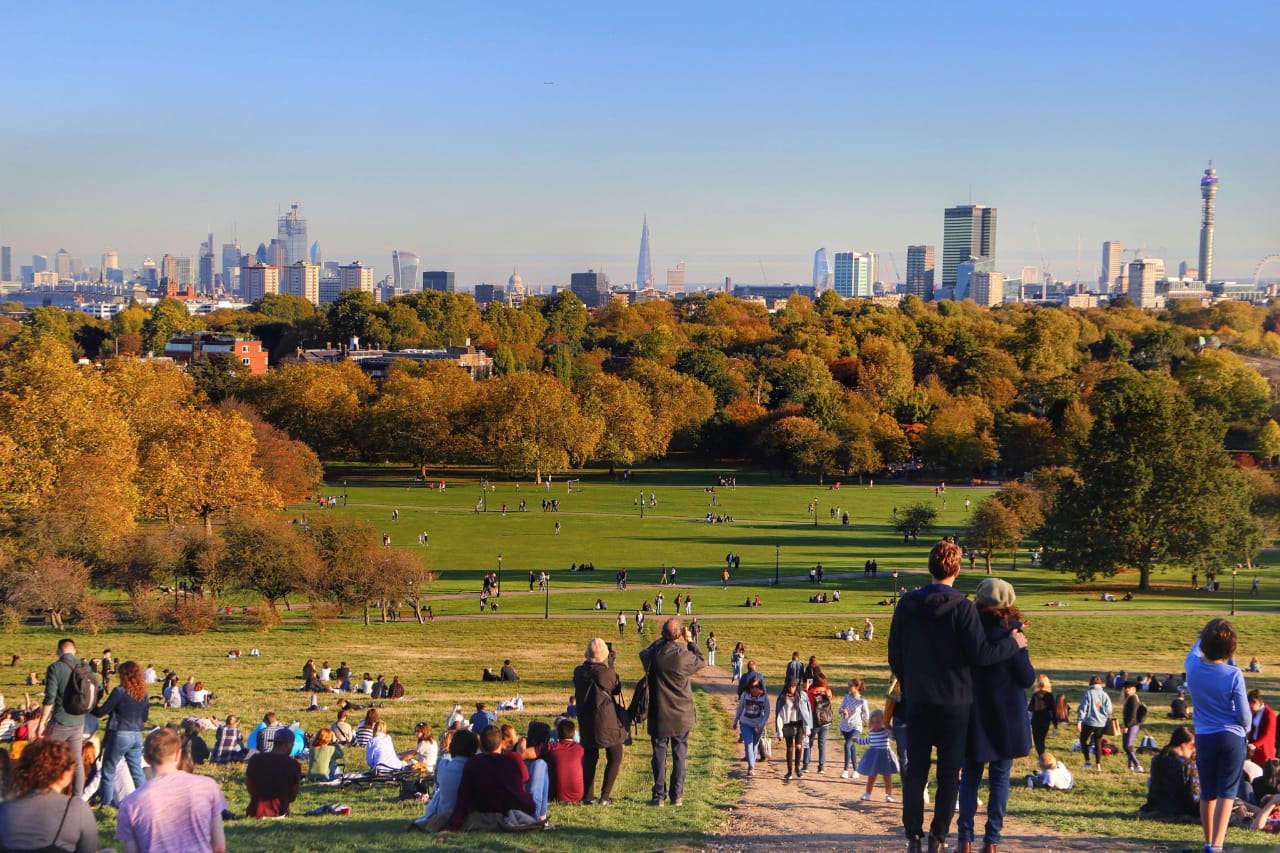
[218, 515, 318, 611]
[220, 401, 323, 505]
[239, 360, 374, 459]
[964, 499, 1023, 574]
[759, 416, 839, 482]
[474, 372, 602, 482]
[6, 555, 97, 630]
[578, 373, 662, 474]
[364, 362, 477, 475]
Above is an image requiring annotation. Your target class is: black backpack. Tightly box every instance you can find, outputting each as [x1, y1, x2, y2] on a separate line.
[1136, 702, 1149, 725]
[62, 658, 98, 716]
[628, 674, 650, 729]
[812, 691, 834, 726]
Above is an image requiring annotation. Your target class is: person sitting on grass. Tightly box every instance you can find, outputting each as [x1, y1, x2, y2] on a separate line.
[1026, 751, 1074, 790]
[182, 719, 210, 766]
[1139, 726, 1199, 820]
[413, 722, 439, 774]
[412, 728, 480, 833]
[0, 739, 98, 853]
[539, 719, 584, 804]
[245, 730, 302, 818]
[330, 708, 354, 745]
[365, 720, 409, 774]
[307, 728, 343, 781]
[211, 715, 247, 764]
[353, 709, 379, 748]
[448, 725, 541, 831]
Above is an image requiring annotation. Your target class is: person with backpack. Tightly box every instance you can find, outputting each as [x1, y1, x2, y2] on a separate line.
[33, 638, 100, 796]
[639, 618, 704, 807]
[803, 674, 835, 774]
[1121, 681, 1147, 773]
[732, 677, 770, 777]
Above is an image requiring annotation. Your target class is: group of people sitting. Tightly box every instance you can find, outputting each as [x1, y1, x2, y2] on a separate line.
[808, 591, 841, 604]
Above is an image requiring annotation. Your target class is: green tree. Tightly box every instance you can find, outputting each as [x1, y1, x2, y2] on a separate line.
[892, 502, 938, 543]
[1040, 371, 1262, 590]
[579, 373, 661, 473]
[364, 363, 477, 475]
[1257, 419, 1280, 463]
[758, 416, 839, 482]
[1174, 349, 1271, 428]
[141, 299, 199, 355]
[963, 498, 1022, 575]
[219, 515, 319, 611]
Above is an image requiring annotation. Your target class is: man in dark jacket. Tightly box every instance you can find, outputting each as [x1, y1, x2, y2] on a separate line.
[888, 541, 1027, 853]
[639, 617, 704, 807]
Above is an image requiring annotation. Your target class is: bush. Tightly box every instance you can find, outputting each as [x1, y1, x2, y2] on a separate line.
[246, 603, 282, 633]
[128, 590, 167, 633]
[308, 601, 339, 632]
[75, 600, 116, 636]
[0, 606, 23, 635]
[170, 597, 219, 635]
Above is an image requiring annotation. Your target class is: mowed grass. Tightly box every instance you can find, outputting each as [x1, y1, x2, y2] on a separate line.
[8, 464, 1280, 851]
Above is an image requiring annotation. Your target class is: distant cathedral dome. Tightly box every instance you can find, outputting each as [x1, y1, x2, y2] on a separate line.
[508, 267, 524, 294]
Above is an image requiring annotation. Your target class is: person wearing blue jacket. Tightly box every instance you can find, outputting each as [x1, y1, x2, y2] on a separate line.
[1185, 618, 1251, 853]
[773, 681, 812, 782]
[955, 578, 1036, 853]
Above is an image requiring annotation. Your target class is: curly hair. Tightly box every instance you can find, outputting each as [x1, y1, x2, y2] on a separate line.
[11, 739, 75, 796]
[117, 661, 146, 702]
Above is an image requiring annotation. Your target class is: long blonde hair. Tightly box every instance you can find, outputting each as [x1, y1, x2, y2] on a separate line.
[1035, 674, 1052, 693]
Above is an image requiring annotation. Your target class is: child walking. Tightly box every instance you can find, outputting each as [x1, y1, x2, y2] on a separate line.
[857, 708, 900, 802]
[839, 677, 870, 779]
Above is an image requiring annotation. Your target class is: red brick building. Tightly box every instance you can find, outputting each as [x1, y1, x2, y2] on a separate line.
[164, 332, 268, 375]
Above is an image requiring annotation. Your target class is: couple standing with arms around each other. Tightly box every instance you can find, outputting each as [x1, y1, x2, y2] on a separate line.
[888, 540, 1031, 853]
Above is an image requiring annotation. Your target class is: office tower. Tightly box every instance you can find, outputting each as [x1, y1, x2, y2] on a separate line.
[905, 245, 935, 300]
[0, 246, 10, 282]
[969, 271, 1006, 308]
[812, 248, 831, 290]
[160, 254, 178, 284]
[240, 261, 280, 302]
[942, 204, 997, 290]
[666, 262, 686, 292]
[1127, 258, 1164, 308]
[266, 239, 286, 268]
[101, 250, 119, 271]
[255, 243, 268, 264]
[140, 257, 158, 287]
[637, 215, 654, 289]
[392, 250, 420, 291]
[20, 266, 33, 285]
[570, 269, 610, 308]
[423, 270, 456, 293]
[277, 203, 309, 266]
[310, 241, 321, 266]
[1021, 266, 1038, 293]
[32, 254, 48, 273]
[1100, 241, 1122, 291]
[338, 262, 374, 295]
[198, 253, 216, 291]
[55, 249, 73, 280]
[282, 262, 320, 305]
[221, 242, 242, 294]
[1198, 162, 1218, 284]
[473, 283, 497, 304]
[832, 252, 873, 298]
[955, 257, 994, 301]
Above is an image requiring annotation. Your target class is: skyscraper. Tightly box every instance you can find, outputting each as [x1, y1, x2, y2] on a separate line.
[666, 262, 686, 293]
[423, 271, 455, 293]
[392, 251, 420, 291]
[222, 242, 242, 295]
[282, 262, 320, 305]
[198, 232, 216, 292]
[55, 249, 74, 280]
[1128, 258, 1165, 308]
[637, 216, 653, 289]
[955, 257, 995, 302]
[310, 241, 322, 266]
[338, 262, 374, 296]
[1198, 161, 1218, 284]
[255, 243, 268, 264]
[905, 245, 935, 300]
[942, 204, 997, 290]
[1100, 241, 1122, 292]
[32, 254, 48, 273]
[969, 271, 1006, 308]
[0, 246, 10, 282]
[812, 248, 831, 290]
[278, 203, 309, 266]
[832, 252, 873, 298]
[570, 269, 610, 308]
[101, 250, 119, 271]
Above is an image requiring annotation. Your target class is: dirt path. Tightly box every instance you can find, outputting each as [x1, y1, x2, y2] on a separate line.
[692, 665, 1159, 853]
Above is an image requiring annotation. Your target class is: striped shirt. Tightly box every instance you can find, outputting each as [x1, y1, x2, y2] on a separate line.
[856, 728, 894, 754]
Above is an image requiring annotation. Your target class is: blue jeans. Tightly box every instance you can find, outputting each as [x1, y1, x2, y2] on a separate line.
[843, 729, 859, 770]
[100, 730, 145, 807]
[803, 724, 829, 770]
[742, 724, 764, 770]
[651, 733, 690, 801]
[956, 758, 1012, 845]
[525, 758, 549, 819]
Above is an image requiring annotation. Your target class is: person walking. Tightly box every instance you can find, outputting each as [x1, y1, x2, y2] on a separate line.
[1121, 681, 1146, 773]
[887, 541, 1027, 853]
[1028, 674, 1055, 759]
[955, 578, 1036, 853]
[617, 611, 626, 638]
[1076, 675, 1112, 771]
[573, 638, 627, 806]
[730, 643, 745, 683]
[706, 633, 717, 667]
[732, 677, 770, 778]
[93, 660, 150, 809]
[639, 618, 704, 807]
[803, 674, 835, 774]
[839, 677, 870, 780]
[33, 638, 100, 796]
[774, 681, 812, 781]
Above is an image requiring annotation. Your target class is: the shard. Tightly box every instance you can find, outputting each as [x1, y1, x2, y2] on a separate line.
[637, 215, 654, 289]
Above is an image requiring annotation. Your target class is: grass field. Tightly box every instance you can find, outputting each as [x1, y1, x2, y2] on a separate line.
[5, 464, 1279, 851]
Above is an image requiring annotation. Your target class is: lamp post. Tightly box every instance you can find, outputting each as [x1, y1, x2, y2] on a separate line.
[544, 573, 550, 620]
[639, 492, 645, 519]
[1231, 564, 1239, 616]
[774, 544, 780, 586]
[814, 497, 819, 528]
[892, 571, 899, 606]
[497, 553, 503, 598]
[343, 480, 348, 506]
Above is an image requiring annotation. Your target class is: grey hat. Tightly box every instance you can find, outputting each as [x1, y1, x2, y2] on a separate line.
[975, 577, 1016, 609]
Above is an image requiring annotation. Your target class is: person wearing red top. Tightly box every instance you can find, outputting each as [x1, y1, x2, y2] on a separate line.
[803, 674, 835, 773]
[245, 729, 302, 818]
[449, 725, 537, 830]
[540, 719, 585, 803]
[1249, 690, 1277, 765]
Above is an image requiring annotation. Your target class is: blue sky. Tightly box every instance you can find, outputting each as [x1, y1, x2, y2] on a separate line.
[3, 1, 1278, 287]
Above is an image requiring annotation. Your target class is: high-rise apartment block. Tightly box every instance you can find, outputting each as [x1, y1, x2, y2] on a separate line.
[1128, 258, 1165, 308]
[338, 262, 375, 296]
[666, 262, 686, 293]
[955, 257, 995, 302]
[240, 261, 280, 302]
[423, 271, 456, 293]
[969, 271, 1006, 308]
[282, 262, 320, 304]
[905, 245, 935, 300]
[570, 269, 610, 308]
[832, 252, 874, 298]
[1100, 241, 1122, 292]
[942, 204, 997, 290]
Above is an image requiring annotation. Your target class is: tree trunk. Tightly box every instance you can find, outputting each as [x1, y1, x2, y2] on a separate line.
[985, 552, 992, 575]
[203, 510, 214, 539]
[282, 594, 292, 612]
[363, 602, 370, 626]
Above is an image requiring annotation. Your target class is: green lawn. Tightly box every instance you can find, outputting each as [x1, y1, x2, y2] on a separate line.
[5, 464, 1278, 851]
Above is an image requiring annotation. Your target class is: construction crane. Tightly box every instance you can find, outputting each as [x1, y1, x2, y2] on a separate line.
[886, 252, 902, 285]
[1033, 225, 1050, 284]
[758, 259, 769, 286]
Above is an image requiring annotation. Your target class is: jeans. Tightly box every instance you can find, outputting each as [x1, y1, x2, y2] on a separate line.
[582, 744, 623, 801]
[650, 733, 689, 801]
[45, 722, 86, 795]
[99, 729, 145, 807]
[525, 758, 549, 819]
[1123, 725, 1141, 770]
[803, 724, 829, 770]
[782, 723, 805, 776]
[956, 758, 1012, 845]
[707, 651, 715, 666]
[742, 724, 764, 771]
[731, 659, 742, 680]
[1079, 724, 1105, 765]
[842, 729, 860, 770]
[892, 716, 910, 777]
[902, 702, 969, 843]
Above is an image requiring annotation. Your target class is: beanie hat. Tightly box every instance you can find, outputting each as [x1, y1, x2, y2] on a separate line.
[975, 577, 1016, 609]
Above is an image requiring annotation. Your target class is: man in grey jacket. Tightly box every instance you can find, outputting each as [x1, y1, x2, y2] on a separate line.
[640, 617, 704, 807]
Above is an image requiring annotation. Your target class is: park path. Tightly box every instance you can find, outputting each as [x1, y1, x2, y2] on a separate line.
[692, 665, 1174, 853]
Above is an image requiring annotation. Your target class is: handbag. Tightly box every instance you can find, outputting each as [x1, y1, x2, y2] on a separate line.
[1104, 717, 1121, 737]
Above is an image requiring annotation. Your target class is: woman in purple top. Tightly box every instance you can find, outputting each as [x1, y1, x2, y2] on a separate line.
[1184, 618, 1251, 853]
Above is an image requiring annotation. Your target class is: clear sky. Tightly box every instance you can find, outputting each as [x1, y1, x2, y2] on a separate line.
[3, 0, 1278, 287]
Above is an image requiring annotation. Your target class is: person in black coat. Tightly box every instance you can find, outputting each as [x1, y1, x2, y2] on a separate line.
[955, 578, 1035, 853]
[572, 638, 627, 805]
[639, 618, 705, 806]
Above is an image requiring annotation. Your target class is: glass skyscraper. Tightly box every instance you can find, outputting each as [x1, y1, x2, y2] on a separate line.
[277, 203, 309, 266]
[637, 216, 653, 289]
[832, 251, 873, 298]
[392, 250, 420, 291]
[942, 204, 997, 291]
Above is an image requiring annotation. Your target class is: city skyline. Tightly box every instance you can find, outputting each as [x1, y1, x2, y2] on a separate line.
[2, 2, 1277, 287]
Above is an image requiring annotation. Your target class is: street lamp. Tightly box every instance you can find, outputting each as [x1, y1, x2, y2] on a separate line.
[892, 571, 900, 606]
[774, 544, 780, 586]
[814, 498, 819, 528]
[497, 554, 503, 598]
[544, 573, 550, 620]
[343, 480, 348, 506]
[1231, 564, 1239, 616]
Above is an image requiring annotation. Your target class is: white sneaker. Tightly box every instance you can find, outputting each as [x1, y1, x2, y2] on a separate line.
[859, 793, 871, 801]
[840, 770, 850, 779]
[852, 772, 863, 781]
[923, 788, 930, 804]
[884, 794, 895, 803]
